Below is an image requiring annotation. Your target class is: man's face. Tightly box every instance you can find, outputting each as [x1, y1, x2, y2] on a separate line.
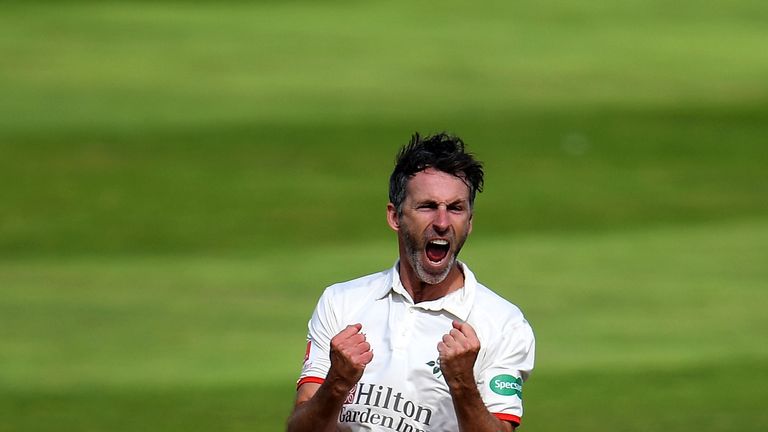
[388, 168, 473, 285]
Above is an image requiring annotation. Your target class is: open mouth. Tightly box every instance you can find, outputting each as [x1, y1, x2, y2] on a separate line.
[425, 239, 450, 263]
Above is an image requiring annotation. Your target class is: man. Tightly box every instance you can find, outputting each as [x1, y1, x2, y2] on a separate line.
[287, 133, 535, 431]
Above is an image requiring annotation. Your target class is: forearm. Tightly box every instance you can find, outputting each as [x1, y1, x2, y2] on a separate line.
[449, 382, 513, 432]
[289, 323, 374, 432]
[440, 320, 514, 432]
[286, 382, 347, 432]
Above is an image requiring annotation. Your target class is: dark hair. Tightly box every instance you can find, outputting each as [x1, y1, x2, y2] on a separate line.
[389, 132, 484, 213]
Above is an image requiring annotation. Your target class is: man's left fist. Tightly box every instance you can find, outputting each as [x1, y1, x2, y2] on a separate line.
[437, 320, 481, 387]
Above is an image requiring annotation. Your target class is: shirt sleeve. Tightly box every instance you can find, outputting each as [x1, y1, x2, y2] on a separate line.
[297, 287, 342, 387]
[478, 318, 535, 424]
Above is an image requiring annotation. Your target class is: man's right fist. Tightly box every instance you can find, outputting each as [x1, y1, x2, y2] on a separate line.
[327, 323, 374, 390]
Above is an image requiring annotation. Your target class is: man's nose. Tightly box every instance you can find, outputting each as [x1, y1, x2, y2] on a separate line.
[433, 207, 450, 232]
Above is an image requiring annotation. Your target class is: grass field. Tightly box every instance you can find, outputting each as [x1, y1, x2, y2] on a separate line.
[1, 1, 767, 431]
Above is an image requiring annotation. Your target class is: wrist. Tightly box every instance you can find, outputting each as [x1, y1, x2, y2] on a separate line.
[445, 374, 479, 397]
[323, 371, 356, 398]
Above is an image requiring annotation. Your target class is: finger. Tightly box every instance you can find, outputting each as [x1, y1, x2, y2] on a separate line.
[453, 320, 478, 339]
[449, 328, 466, 342]
[339, 323, 363, 337]
[442, 333, 455, 345]
[351, 343, 373, 365]
[332, 324, 363, 345]
[345, 333, 367, 346]
[359, 350, 374, 365]
[437, 341, 447, 354]
[357, 341, 372, 355]
[337, 336, 372, 359]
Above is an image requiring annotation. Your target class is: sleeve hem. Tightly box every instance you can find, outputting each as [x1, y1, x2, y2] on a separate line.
[296, 376, 325, 390]
[493, 412, 521, 426]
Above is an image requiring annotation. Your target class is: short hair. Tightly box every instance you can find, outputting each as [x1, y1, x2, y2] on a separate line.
[389, 132, 484, 213]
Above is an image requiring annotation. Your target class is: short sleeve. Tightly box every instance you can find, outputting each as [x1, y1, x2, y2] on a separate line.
[297, 287, 342, 387]
[478, 319, 535, 423]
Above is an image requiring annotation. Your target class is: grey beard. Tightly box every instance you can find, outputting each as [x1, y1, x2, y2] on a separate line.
[411, 251, 454, 285]
[403, 235, 455, 285]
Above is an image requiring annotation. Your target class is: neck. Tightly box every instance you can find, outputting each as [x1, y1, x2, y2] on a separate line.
[398, 261, 465, 303]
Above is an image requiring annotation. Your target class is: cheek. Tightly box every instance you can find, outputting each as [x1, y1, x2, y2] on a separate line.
[452, 215, 472, 231]
[404, 214, 429, 230]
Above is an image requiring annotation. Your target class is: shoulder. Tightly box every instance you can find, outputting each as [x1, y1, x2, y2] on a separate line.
[459, 262, 527, 329]
[469, 283, 535, 371]
[309, 267, 393, 333]
[472, 282, 527, 325]
[468, 281, 533, 345]
[318, 267, 392, 307]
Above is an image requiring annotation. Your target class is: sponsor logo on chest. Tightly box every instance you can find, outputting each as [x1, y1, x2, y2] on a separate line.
[341, 382, 433, 431]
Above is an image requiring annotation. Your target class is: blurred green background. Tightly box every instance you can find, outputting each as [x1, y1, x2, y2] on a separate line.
[1, 1, 767, 431]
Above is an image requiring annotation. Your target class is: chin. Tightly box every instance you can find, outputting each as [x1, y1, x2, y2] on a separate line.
[414, 256, 454, 285]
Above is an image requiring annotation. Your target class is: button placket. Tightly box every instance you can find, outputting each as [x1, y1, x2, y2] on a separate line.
[393, 305, 415, 350]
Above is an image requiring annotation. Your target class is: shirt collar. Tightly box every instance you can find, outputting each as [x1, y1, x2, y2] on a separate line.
[380, 260, 476, 321]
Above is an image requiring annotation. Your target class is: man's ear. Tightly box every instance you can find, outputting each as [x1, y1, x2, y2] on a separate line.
[386, 203, 400, 231]
[468, 212, 473, 236]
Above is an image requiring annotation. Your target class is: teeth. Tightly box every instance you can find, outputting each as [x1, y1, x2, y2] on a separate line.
[430, 240, 448, 246]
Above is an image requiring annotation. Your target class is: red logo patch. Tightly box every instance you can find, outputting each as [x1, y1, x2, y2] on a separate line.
[344, 385, 356, 404]
[304, 340, 311, 363]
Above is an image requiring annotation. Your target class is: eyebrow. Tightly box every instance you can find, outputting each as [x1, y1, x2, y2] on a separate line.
[415, 198, 468, 206]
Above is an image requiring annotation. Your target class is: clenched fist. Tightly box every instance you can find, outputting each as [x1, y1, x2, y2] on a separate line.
[327, 323, 374, 392]
[437, 320, 481, 389]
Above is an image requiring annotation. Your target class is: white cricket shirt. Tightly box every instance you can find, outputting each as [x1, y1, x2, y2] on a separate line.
[298, 261, 535, 431]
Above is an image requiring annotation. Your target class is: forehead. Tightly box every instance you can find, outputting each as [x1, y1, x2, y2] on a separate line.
[405, 168, 471, 202]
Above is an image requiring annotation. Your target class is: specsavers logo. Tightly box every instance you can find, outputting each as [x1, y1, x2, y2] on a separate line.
[490, 374, 523, 398]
